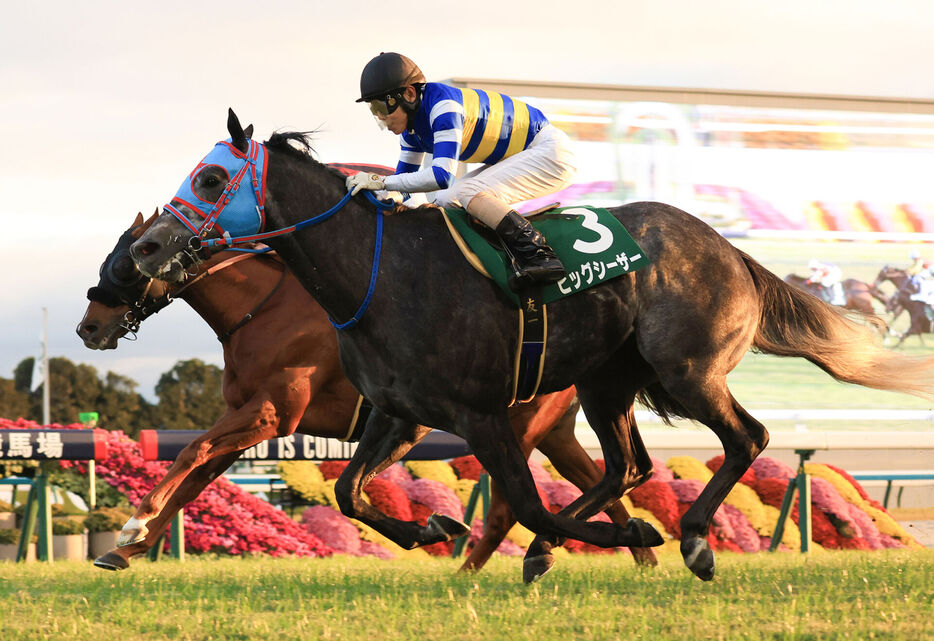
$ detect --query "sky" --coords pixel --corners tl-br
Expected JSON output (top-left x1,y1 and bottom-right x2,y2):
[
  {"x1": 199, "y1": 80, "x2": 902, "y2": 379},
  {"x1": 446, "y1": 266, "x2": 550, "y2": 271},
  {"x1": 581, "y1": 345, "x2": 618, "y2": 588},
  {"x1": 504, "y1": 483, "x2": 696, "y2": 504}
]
[{"x1": 2, "y1": 1, "x2": 934, "y2": 404}]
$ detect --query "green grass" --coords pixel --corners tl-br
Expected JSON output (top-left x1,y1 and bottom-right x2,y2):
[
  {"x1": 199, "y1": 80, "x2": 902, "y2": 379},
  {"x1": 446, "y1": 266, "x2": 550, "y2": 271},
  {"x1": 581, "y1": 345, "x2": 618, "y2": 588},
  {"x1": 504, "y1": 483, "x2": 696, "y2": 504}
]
[{"x1": 1, "y1": 551, "x2": 932, "y2": 640}]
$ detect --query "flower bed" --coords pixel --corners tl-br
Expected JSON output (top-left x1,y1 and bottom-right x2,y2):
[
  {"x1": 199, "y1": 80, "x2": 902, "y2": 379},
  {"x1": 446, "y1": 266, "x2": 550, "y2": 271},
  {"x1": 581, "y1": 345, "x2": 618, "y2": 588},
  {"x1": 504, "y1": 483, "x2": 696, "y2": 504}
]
[
  {"x1": 1, "y1": 418, "x2": 331, "y2": 558},
  {"x1": 2, "y1": 417, "x2": 919, "y2": 559}
]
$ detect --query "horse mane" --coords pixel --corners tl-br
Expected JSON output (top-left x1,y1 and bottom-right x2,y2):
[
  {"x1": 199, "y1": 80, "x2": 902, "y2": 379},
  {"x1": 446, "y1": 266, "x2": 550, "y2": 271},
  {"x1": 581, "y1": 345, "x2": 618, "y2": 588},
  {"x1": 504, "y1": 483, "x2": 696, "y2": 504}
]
[{"x1": 264, "y1": 130, "x2": 352, "y2": 183}]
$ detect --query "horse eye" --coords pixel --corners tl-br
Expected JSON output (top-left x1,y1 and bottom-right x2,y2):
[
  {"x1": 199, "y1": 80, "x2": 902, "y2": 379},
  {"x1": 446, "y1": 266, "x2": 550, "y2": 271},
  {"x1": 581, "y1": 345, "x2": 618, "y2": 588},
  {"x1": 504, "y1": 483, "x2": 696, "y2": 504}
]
[{"x1": 205, "y1": 175, "x2": 220, "y2": 187}]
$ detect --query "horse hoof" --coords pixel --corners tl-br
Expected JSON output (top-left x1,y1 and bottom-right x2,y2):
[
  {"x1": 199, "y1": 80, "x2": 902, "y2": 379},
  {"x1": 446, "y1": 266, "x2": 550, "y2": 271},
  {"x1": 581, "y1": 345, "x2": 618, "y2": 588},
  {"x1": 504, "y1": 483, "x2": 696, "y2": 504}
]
[
  {"x1": 117, "y1": 517, "x2": 147, "y2": 547},
  {"x1": 626, "y1": 518, "x2": 665, "y2": 547},
  {"x1": 523, "y1": 554, "x2": 555, "y2": 584},
  {"x1": 426, "y1": 513, "x2": 470, "y2": 542},
  {"x1": 94, "y1": 551, "x2": 130, "y2": 571},
  {"x1": 681, "y1": 536, "x2": 715, "y2": 581}
]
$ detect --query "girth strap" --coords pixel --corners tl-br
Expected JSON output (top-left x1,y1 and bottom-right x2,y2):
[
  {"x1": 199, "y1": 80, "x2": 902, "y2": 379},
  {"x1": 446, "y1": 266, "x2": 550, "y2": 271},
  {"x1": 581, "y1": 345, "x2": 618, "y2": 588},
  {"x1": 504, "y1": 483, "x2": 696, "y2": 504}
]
[{"x1": 509, "y1": 287, "x2": 547, "y2": 406}]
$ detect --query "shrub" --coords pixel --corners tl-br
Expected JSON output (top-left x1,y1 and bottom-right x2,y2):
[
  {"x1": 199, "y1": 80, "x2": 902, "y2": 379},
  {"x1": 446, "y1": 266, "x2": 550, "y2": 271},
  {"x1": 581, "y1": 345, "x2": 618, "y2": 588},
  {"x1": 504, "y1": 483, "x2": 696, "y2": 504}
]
[
  {"x1": 52, "y1": 517, "x2": 87, "y2": 536},
  {"x1": 0, "y1": 499, "x2": 12, "y2": 512},
  {"x1": 84, "y1": 506, "x2": 133, "y2": 533},
  {"x1": 0, "y1": 528, "x2": 35, "y2": 545}
]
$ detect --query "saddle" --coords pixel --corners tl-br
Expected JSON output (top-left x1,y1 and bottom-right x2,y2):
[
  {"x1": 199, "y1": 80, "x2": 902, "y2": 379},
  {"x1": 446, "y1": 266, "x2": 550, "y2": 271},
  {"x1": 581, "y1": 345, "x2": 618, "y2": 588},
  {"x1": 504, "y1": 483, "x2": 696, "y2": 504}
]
[{"x1": 440, "y1": 205, "x2": 651, "y2": 405}]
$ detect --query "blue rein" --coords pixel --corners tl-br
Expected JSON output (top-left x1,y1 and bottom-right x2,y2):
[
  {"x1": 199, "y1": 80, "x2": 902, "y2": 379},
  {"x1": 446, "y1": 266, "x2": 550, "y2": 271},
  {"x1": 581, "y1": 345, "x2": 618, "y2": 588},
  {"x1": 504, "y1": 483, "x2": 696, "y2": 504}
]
[{"x1": 198, "y1": 190, "x2": 391, "y2": 331}]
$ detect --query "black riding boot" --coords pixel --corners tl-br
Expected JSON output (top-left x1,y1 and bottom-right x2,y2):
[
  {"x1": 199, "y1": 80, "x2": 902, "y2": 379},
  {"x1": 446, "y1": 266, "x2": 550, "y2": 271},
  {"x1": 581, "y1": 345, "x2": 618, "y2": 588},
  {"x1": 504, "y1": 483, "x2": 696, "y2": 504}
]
[{"x1": 494, "y1": 210, "x2": 566, "y2": 290}]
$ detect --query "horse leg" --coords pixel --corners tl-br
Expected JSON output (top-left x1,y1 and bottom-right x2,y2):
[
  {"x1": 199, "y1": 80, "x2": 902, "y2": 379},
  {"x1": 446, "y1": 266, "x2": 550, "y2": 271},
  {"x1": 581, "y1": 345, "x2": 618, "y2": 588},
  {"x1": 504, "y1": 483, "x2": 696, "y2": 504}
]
[
  {"x1": 118, "y1": 387, "x2": 305, "y2": 547},
  {"x1": 456, "y1": 409, "x2": 662, "y2": 567},
  {"x1": 534, "y1": 411, "x2": 659, "y2": 568},
  {"x1": 94, "y1": 451, "x2": 240, "y2": 570},
  {"x1": 460, "y1": 390, "x2": 579, "y2": 572},
  {"x1": 333, "y1": 409, "x2": 468, "y2": 549},
  {"x1": 458, "y1": 481, "x2": 513, "y2": 571},
  {"x1": 663, "y1": 378, "x2": 768, "y2": 581},
  {"x1": 521, "y1": 373, "x2": 658, "y2": 582}
]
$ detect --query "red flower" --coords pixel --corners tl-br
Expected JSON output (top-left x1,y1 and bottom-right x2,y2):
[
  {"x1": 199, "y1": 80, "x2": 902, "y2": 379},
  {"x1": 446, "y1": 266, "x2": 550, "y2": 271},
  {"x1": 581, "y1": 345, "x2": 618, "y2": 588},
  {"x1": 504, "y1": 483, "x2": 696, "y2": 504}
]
[
  {"x1": 318, "y1": 460, "x2": 349, "y2": 480},
  {"x1": 450, "y1": 456, "x2": 484, "y2": 481},
  {"x1": 364, "y1": 477, "x2": 413, "y2": 521},
  {"x1": 706, "y1": 454, "x2": 757, "y2": 485},
  {"x1": 629, "y1": 480, "x2": 681, "y2": 539},
  {"x1": 408, "y1": 501, "x2": 453, "y2": 556}
]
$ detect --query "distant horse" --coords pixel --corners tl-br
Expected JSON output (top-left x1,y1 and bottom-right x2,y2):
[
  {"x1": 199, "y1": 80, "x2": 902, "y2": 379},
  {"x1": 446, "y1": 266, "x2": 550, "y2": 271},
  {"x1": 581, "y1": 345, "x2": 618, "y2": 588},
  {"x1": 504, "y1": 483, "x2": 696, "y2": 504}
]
[
  {"x1": 873, "y1": 265, "x2": 933, "y2": 346},
  {"x1": 130, "y1": 110, "x2": 934, "y2": 582},
  {"x1": 783, "y1": 273, "x2": 883, "y2": 315},
  {"x1": 77, "y1": 212, "x2": 657, "y2": 571}
]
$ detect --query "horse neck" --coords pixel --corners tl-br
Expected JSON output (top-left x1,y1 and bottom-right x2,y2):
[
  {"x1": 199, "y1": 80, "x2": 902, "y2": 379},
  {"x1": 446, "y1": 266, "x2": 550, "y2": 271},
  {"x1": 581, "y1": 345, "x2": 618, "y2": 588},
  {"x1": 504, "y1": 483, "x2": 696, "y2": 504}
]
[
  {"x1": 263, "y1": 152, "x2": 383, "y2": 324},
  {"x1": 174, "y1": 254, "x2": 281, "y2": 338}
]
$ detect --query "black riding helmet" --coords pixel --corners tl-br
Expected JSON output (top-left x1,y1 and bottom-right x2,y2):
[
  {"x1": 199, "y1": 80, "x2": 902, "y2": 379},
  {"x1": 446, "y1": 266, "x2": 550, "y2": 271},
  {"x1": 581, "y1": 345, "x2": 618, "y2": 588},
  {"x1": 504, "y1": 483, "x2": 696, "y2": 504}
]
[{"x1": 357, "y1": 52, "x2": 426, "y2": 107}]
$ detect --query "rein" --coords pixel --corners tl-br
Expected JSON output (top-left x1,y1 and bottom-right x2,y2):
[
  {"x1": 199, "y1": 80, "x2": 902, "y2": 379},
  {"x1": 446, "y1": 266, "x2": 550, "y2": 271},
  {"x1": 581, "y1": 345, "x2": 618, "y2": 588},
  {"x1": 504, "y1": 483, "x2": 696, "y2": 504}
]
[{"x1": 203, "y1": 191, "x2": 387, "y2": 331}]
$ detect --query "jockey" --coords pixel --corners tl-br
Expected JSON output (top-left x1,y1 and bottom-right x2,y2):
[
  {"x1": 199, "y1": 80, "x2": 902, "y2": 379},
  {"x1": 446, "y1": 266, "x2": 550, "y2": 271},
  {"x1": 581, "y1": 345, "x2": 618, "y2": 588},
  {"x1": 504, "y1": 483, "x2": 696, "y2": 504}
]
[
  {"x1": 906, "y1": 249, "x2": 929, "y2": 277},
  {"x1": 806, "y1": 259, "x2": 845, "y2": 306},
  {"x1": 346, "y1": 52, "x2": 578, "y2": 289}
]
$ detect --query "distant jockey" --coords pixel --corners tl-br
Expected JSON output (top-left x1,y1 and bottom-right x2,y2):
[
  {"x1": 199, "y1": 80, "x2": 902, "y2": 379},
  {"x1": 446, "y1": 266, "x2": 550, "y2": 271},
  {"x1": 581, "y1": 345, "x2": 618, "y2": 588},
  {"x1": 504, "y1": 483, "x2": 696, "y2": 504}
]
[
  {"x1": 906, "y1": 249, "x2": 930, "y2": 278},
  {"x1": 807, "y1": 259, "x2": 846, "y2": 306}
]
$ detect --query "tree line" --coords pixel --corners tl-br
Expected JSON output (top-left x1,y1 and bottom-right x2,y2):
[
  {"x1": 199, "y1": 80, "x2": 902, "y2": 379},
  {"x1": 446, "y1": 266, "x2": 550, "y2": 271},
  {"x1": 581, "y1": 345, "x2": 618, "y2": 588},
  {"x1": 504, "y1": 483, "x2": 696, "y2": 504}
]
[{"x1": 0, "y1": 356, "x2": 226, "y2": 439}]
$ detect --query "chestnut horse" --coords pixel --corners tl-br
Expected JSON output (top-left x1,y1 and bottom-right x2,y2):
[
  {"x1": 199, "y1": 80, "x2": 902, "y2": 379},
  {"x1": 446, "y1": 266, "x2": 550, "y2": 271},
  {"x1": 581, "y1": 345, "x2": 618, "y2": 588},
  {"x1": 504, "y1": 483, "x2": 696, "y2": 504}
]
[
  {"x1": 130, "y1": 111, "x2": 934, "y2": 581},
  {"x1": 873, "y1": 265, "x2": 933, "y2": 346},
  {"x1": 77, "y1": 212, "x2": 657, "y2": 571},
  {"x1": 783, "y1": 273, "x2": 884, "y2": 315}
]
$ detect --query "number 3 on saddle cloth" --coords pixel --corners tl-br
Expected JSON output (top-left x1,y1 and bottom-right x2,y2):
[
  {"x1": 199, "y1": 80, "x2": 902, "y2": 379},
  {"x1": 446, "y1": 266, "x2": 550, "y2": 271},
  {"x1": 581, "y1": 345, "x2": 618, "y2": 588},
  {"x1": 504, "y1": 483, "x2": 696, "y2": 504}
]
[{"x1": 440, "y1": 206, "x2": 651, "y2": 406}]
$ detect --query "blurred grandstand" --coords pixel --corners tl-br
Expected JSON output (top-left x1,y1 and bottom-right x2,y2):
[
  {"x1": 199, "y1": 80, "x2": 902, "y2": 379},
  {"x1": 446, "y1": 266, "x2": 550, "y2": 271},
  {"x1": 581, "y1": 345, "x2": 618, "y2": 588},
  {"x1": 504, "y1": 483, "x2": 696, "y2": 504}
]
[{"x1": 448, "y1": 79, "x2": 934, "y2": 240}]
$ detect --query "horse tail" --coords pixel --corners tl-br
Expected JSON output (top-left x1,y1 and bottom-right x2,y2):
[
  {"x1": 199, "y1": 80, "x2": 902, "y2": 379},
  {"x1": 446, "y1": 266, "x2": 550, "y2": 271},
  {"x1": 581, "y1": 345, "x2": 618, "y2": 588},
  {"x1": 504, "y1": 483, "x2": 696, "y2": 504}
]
[{"x1": 741, "y1": 250, "x2": 934, "y2": 400}]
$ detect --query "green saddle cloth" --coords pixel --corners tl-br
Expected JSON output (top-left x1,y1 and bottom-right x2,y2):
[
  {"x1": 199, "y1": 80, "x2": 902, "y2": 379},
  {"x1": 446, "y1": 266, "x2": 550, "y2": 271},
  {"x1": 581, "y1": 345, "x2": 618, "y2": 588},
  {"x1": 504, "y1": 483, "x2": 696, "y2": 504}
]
[{"x1": 442, "y1": 206, "x2": 651, "y2": 304}]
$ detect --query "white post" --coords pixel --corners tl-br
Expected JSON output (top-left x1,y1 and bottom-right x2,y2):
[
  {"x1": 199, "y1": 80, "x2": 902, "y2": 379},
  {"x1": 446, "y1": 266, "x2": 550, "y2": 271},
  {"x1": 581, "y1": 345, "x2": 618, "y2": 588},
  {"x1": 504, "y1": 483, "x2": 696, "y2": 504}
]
[{"x1": 41, "y1": 307, "x2": 50, "y2": 426}]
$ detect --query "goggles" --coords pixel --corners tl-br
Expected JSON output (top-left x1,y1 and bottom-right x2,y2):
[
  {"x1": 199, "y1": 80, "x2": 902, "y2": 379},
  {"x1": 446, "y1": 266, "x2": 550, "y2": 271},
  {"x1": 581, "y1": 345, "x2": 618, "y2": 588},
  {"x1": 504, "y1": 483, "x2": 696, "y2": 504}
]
[{"x1": 368, "y1": 94, "x2": 401, "y2": 118}]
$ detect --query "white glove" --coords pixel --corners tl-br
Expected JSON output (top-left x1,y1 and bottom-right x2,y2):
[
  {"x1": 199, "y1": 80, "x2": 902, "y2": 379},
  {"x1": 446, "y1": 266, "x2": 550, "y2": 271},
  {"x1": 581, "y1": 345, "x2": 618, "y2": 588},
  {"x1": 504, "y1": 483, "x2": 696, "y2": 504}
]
[{"x1": 346, "y1": 172, "x2": 386, "y2": 196}]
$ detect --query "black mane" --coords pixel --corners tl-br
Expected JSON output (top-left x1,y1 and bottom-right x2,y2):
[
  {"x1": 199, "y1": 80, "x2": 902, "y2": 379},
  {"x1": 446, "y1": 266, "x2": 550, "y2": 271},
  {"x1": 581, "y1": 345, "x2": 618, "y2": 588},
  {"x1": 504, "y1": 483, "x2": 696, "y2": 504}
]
[
  {"x1": 265, "y1": 130, "x2": 318, "y2": 160},
  {"x1": 265, "y1": 130, "x2": 348, "y2": 182}
]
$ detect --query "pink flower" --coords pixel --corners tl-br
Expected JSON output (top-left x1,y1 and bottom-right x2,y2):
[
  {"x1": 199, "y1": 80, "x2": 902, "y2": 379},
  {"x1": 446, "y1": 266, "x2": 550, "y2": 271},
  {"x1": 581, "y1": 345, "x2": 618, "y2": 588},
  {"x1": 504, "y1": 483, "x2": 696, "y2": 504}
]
[
  {"x1": 403, "y1": 479, "x2": 463, "y2": 519},
  {"x1": 301, "y1": 505, "x2": 361, "y2": 555},
  {"x1": 751, "y1": 457, "x2": 795, "y2": 481}
]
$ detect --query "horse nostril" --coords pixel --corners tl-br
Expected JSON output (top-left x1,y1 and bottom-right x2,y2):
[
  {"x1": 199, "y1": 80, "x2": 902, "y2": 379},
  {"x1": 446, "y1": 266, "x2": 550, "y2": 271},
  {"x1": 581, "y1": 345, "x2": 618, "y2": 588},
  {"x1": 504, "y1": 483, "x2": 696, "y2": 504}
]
[
  {"x1": 130, "y1": 242, "x2": 155, "y2": 260},
  {"x1": 77, "y1": 323, "x2": 95, "y2": 338}
]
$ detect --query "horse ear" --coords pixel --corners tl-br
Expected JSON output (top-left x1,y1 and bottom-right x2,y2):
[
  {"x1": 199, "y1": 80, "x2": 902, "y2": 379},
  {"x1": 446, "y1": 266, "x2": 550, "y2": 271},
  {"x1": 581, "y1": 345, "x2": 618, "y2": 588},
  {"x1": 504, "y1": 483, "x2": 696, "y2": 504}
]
[
  {"x1": 244, "y1": 124, "x2": 254, "y2": 139},
  {"x1": 227, "y1": 108, "x2": 248, "y2": 152},
  {"x1": 132, "y1": 209, "x2": 161, "y2": 238}
]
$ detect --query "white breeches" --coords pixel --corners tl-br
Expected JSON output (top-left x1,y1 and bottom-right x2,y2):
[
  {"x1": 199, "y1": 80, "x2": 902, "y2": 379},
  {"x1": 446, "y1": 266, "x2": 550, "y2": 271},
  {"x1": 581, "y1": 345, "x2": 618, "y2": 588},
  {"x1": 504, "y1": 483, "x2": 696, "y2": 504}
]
[{"x1": 432, "y1": 124, "x2": 578, "y2": 212}]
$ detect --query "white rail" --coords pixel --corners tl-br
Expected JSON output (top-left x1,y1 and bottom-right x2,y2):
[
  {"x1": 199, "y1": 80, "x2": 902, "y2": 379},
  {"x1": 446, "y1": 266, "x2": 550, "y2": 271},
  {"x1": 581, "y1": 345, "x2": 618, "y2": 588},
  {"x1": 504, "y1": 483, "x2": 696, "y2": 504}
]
[{"x1": 573, "y1": 409, "x2": 934, "y2": 451}]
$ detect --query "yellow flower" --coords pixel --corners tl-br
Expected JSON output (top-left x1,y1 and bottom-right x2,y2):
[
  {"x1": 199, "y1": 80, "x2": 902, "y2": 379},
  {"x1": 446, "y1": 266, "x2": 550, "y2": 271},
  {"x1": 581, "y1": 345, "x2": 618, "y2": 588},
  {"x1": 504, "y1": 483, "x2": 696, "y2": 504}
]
[
  {"x1": 724, "y1": 483, "x2": 772, "y2": 536},
  {"x1": 667, "y1": 456, "x2": 713, "y2": 482},
  {"x1": 805, "y1": 463, "x2": 922, "y2": 549},
  {"x1": 506, "y1": 522, "x2": 536, "y2": 548},
  {"x1": 277, "y1": 460, "x2": 324, "y2": 486},
  {"x1": 405, "y1": 460, "x2": 460, "y2": 489},
  {"x1": 542, "y1": 461, "x2": 564, "y2": 481},
  {"x1": 454, "y1": 479, "x2": 477, "y2": 507}
]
